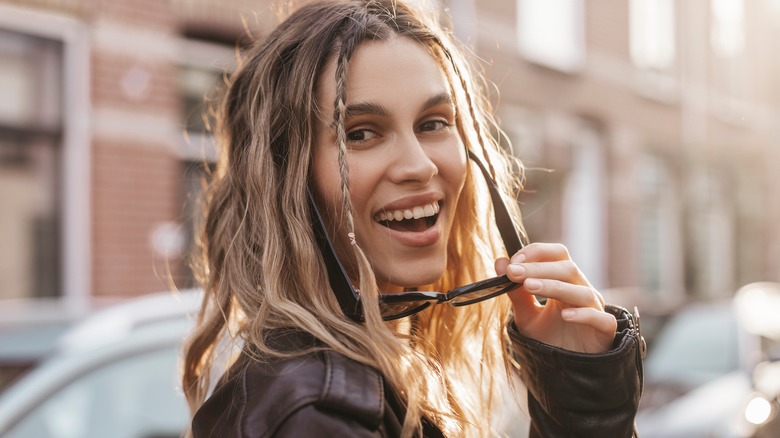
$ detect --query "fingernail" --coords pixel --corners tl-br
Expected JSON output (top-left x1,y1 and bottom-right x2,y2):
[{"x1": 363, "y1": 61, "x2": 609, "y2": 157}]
[
  {"x1": 513, "y1": 253, "x2": 526, "y2": 263},
  {"x1": 562, "y1": 309, "x2": 575, "y2": 320},
  {"x1": 524, "y1": 278, "x2": 542, "y2": 290},
  {"x1": 508, "y1": 264, "x2": 525, "y2": 276}
]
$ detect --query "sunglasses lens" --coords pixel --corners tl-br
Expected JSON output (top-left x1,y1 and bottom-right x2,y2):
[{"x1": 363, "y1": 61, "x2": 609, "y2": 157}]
[
  {"x1": 379, "y1": 300, "x2": 432, "y2": 320},
  {"x1": 450, "y1": 281, "x2": 517, "y2": 306}
]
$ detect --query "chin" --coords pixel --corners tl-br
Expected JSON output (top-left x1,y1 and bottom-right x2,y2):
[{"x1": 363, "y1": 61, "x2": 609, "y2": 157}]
[{"x1": 379, "y1": 261, "x2": 447, "y2": 291}]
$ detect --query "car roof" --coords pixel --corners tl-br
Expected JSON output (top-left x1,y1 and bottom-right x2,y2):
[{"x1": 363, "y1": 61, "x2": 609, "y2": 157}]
[
  {"x1": 55, "y1": 289, "x2": 202, "y2": 354},
  {"x1": 0, "y1": 305, "x2": 196, "y2": 434}
]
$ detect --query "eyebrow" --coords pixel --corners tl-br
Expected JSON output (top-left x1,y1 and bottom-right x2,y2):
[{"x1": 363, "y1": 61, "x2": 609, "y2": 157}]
[
  {"x1": 342, "y1": 91, "x2": 454, "y2": 120},
  {"x1": 344, "y1": 102, "x2": 390, "y2": 118},
  {"x1": 420, "y1": 92, "x2": 453, "y2": 112}
]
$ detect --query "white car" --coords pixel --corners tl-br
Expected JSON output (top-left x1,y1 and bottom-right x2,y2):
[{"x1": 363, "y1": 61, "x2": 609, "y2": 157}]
[
  {"x1": 637, "y1": 283, "x2": 780, "y2": 438},
  {"x1": 0, "y1": 290, "x2": 202, "y2": 438}
]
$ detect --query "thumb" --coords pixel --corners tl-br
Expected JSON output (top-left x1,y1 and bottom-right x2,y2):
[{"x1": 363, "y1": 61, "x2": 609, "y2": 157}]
[
  {"x1": 495, "y1": 258, "x2": 537, "y2": 322},
  {"x1": 494, "y1": 257, "x2": 510, "y2": 275}
]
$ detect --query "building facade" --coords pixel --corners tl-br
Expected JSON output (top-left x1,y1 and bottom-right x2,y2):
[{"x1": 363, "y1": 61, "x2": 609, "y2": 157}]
[{"x1": 449, "y1": 0, "x2": 780, "y2": 313}]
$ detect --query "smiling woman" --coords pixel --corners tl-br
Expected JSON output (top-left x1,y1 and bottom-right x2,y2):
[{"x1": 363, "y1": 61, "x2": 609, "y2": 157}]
[
  {"x1": 312, "y1": 37, "x2": 467, "y2": 290},
  {"x1": 182, "y1": 1, "x2": 645, "y2": 437}
]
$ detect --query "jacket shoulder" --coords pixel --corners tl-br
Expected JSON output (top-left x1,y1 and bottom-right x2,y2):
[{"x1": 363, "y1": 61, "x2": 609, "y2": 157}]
[{"x1": 192, "y1": 349, "x2": 385, "y2": 438}]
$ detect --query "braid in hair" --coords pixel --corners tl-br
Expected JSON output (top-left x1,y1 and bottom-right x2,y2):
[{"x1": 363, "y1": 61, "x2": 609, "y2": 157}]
[
  {"x1": 329, "y1": 13, "x2": 393, "y2": 329},
  {"x1": 435, "y1": 40, "x2": 498, "y2": 179},
  {"x1": 332, "y1": 18, "x2": 365, "y2": 247}
]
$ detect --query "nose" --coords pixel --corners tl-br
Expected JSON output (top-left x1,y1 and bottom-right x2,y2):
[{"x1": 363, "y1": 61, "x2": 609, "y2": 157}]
[{"x1": 387, "y1": 131, "x2": 438, "y2": 185}]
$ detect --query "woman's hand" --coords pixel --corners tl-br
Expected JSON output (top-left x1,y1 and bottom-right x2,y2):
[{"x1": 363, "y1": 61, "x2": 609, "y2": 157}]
[{"x1": 495, "y1": 243, "x2": 617, "y2": 354}]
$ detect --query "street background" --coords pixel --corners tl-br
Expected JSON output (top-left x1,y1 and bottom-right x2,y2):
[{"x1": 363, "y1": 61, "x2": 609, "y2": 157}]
[{"x1": 0, "y1": 0, "x2": 779, "y2": 435}]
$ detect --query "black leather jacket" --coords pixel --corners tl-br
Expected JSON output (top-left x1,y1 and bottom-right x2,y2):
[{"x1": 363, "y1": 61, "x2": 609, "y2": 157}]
[{"x1": 192, "y1": 305, "x2": 644, "y2": 437}]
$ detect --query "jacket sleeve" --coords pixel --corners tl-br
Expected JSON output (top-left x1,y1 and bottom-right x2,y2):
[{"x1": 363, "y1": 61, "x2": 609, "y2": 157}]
[
  {"x1": 508, "y1": 304, "x2": 645, "y2": 438},
  {"x1": 273, "y1": 404, "x2": 382, "y2": 437}
]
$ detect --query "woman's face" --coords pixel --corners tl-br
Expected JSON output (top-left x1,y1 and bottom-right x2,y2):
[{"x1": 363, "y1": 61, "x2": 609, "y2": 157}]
[{"x1": 313, "y1": 37, "x2": 467, "y2": 293}]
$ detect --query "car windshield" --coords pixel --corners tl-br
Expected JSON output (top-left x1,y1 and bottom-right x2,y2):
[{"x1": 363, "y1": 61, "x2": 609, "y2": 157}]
[
  {"x1": 5, "y1": 345, "x2": 187, "y2": 438},
  {"x1": 645, "y1": 303, "x2": 741, "y2": 388}
]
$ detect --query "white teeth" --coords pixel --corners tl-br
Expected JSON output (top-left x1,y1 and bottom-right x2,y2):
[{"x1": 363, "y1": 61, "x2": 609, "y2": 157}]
[{"x1": 376, "y1": 202, "x2": 440, "y2": 222}]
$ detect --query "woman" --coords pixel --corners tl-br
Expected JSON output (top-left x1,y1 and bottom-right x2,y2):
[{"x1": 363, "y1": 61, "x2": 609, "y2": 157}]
[{"x1": 182, "y1": 1, "x2": 644, "y2": 437}]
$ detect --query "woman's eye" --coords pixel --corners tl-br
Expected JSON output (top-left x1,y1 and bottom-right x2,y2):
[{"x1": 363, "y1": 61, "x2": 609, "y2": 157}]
[
  {"x1": 418, "y1": 120, "x2": 450, "y2": 132},
  {"x1": 346, "y1": 129, "x2": 376, "y2": 143}
]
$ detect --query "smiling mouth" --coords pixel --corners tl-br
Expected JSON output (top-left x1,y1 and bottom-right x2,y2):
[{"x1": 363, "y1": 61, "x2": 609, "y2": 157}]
[{"x1": 375, "y1": 202, "x2": 440, "y2": 232}]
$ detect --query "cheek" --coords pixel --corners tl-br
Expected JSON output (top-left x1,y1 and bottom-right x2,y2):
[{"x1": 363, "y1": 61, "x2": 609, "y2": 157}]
[
  {"x1": 440, "y1": 142, "x2": 468, "y2": 193},
  {"x1": 312, "y1": 149, "x2": 381, "y2": 239},
  {"x1": 341, "y1": 157, "x2": 384, "y2": 203},
  {"x1": 312, "y1": 148, "x2": 359, "y2": 269},
  {"x1": 314, "y1": 154, "x2": 367, "y2": 206},
  {"x1": 312, "y1": 147, "x2": 343, "y2": 217}
]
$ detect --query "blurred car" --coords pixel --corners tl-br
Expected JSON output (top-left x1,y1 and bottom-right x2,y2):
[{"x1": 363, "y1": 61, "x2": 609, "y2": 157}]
[
  {"x1": 637, "y1": 283, "x2": 780, "y2": 438},
  {"x1": 0, "y1": 289, "x2": 202, "y2": 438}
]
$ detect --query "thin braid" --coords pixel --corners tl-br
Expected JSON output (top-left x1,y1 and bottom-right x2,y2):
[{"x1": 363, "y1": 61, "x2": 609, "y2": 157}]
[
  {"x1": 438, "y1": 42, "x2": 497, "y2": 179},
  {"x1": 333, "y1": 28, "x2": 361, "y2": 246}
]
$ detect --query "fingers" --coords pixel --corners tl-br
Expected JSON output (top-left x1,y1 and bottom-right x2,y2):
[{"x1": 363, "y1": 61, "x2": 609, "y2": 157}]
[
  {"x1": 494, "y1": 257, "x2": 510, "y2": 276},
  {"x1": 510, "y1": 242, "x2": 570, "y2": 264},
  {"x1": 503, "y1": 242, "x2": 605, "y2": 313},
  {"x1": 522, "y1": 278, "x2": 604, "y2": 309},
  {"x1": 498, "y1": 257, "x2": 539, "y2": 316},
  {"x1": 506, "y1": 260, "x2": 588, "y2": 286},
  {"x1": 508, "y1": 243, "x2": 588, "y2": 287},
  {"x1": 507, "y1": 243, "x2": 593, "y2": 292},
  {"x1": 561, "y1": 307, "x2": 618, "y2": 340},
  {"x1": 502, "y1": 242, "x2": 617, "y2": 353}
]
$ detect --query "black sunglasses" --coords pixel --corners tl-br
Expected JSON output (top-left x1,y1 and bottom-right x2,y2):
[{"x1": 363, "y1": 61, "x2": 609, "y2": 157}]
[{"x1": 309, "y1": 150, "x2": 526, "y2": 322}]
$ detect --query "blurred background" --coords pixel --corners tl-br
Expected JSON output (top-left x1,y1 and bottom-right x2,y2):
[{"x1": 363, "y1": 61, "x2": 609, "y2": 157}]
[{"x1": 0, "y1": 0, "x2": 779, "y2": 437}]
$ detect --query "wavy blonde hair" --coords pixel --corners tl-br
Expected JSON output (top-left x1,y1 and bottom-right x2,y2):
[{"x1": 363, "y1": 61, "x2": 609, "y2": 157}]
[{"x1": 182, "y1": 1, "x2": 525, "y2": 436}]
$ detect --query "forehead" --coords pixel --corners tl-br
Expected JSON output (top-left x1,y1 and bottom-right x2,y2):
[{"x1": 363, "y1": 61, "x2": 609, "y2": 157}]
[{"x1": 316, "y1": 37, "x2": 451, "y2": 115}]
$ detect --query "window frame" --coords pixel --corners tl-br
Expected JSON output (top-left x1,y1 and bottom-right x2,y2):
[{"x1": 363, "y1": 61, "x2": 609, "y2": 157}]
[{"x1": 0, "y1": 5, "x2": 91, "y2": 320}]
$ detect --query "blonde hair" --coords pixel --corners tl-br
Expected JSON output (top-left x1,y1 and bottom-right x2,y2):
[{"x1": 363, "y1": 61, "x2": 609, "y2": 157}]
[{"x1": 182, "y1": 1, "x2": 525, "y2": 436}]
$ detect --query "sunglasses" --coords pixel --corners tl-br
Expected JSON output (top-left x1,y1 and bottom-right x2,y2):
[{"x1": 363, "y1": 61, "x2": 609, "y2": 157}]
[{"x1": 309, "y1": 150, "x2": 526, "y2": 321}]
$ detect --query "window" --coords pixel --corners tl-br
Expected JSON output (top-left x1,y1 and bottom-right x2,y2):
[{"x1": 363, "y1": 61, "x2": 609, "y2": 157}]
[
  {"x1": 0, "y1": 29, "x2": 63, "y2": 300},
  {"x1": 516, "y1": 0, "x2": 585, "y2": 73},
  {"x1": 561, "y1": 124, "x2": 606, "y2": 289},
  {"x1": 0, "y1": 5, "x2": 90, "y2": 311},
  {"x1": 177, "y1": 38, "x2": 235, "y2": 161},
  {"x1": 711, "y1": 0, "x2": 744, "y2": 59},
  {"x1": 629, "y1": 0, "x2": 678, "y2": 100},
  {"x1": 687, "y1": 169, "x2": 736, "y2": 298},
  {"x1": 636, "y1": 154, "x2": 683, "y2": 302},
  {"x1": 710, "y1": 0, "x2": 746, "y2": 113},
  {"x1": 629, "y1": 0, "x2": 676, "y2": 71},
  {"x1": 176, "y1": 38, "x2": 235, "y2": 287}
]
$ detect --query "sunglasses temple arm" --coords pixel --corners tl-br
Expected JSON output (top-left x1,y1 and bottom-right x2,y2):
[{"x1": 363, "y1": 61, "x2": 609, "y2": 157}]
[
  {"x1": 307, "y1": 188, "x2": 365, "y2": 321},
  {"x1": 467, "y1": 150, "x2": 525, "y2": 255}
]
